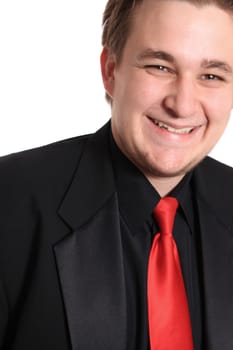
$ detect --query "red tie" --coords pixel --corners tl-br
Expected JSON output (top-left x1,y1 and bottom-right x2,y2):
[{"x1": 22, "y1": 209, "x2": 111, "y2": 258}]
[{"x1": 147, "y1": 197, "x2": 194, "y2": 350}]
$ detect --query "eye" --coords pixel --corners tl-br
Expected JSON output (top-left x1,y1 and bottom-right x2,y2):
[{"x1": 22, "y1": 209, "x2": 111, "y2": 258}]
[
  {"x1": 201, "y1": 74, "x2": 224, "y2": 81},
  {"x1": 144, "y1": 65, "x2": 175, "y2": 76},
  {"x1": 145, "y1": 65, "x2": 170, "y2": 72}
]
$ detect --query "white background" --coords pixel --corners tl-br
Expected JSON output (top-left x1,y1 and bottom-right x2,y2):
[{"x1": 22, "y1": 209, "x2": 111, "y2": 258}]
[{"x1": 0, "y1": 0, "x2": 232, "y2": 166}]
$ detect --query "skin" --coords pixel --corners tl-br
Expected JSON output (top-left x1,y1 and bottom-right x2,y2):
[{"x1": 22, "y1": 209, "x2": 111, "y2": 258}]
[{"x1": 101, "y1": 0, "x2": 233, "y2": 196}]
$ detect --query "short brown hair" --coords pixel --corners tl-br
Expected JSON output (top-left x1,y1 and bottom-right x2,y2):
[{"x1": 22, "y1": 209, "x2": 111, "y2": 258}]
[{"x1": 102, "y1": 0, "x2": 233, "y2": 62}]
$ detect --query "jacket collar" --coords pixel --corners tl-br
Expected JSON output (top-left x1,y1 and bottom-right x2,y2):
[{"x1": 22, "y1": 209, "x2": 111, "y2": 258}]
[
  {"x1": 194, "y1": 157, "x2": 233, "y2": 230},
  {"x1": 58, "y1": 122, "x2": 115, "y2": 229},
  {"x1": 55, "y1": 122, "x2": 127, "y2": 350}
]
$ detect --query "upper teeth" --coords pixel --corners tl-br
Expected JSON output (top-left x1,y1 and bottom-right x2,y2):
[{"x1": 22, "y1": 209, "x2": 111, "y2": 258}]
[{"x1": 154, "y1": 120, "x2": 193, "y2": 134}]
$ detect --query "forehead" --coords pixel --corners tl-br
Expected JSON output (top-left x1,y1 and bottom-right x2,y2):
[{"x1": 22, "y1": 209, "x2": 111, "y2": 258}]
[
  {"x1": 131, "y1": 0, "x2": 233, "y2": 37},
  {"x1": 126, "y1": 0, "x2": 233, "y2": 65}
]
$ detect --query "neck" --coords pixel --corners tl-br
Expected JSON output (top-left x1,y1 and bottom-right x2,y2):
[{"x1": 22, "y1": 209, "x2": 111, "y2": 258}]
[{"x1": 146, "y1": 173, "x2": 185, "y2": 197}]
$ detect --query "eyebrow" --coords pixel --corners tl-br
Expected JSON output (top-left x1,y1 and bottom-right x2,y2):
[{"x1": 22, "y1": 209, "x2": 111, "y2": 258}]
[
  {"x1": 136, "y1": 49, "x2": 175, "y2": 64},
  {"x1": 201, "y1": 59, "x2": 233, "y2": 74},
  {"x1": 136, "y1": 49, "x2": 233, "y2": 75}
]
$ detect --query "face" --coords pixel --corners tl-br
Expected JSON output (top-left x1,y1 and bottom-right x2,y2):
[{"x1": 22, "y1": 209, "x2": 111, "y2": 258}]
[{"x1": 101, "y1": 0, "x2": 233, "y2": 191}]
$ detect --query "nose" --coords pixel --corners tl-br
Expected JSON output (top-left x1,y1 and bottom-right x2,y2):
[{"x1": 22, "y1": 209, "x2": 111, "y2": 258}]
[{"x1": 163, "y1": 76, "x2": 198, "y2": 119}]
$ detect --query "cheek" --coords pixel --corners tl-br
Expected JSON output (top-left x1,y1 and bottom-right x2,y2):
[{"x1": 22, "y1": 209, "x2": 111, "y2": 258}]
[
  {"x1": 213, "y1": 89, "x2": 233, "y2": 113},
  {"x1": 204, "y1": 93, "x2": 232, "y2": 126},
  {"x1": 114, "y1": 69, "x2": 164, "y2": 107}
]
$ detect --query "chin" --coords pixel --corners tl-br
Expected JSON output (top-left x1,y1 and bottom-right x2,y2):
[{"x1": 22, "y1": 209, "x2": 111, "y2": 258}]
[{"x1": 139, "y1": 156, "x2": 201, "y2": 179}]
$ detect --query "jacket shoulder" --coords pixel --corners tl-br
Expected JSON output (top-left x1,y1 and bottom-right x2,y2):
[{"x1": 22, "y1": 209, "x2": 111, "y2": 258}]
[
  {"x1": 199, "y1": 156, "x2": 233, "y2": 179},
  {"x1": 0, "y1": 134, "x2": 90, "y2": 189},
  {"x1": 195, "y1": 156, "x2": 233, "y2": 213}
]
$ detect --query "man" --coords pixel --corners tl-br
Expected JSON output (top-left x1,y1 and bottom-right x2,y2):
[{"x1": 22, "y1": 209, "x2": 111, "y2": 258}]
[{"x1": 0, "y1": 0, "x2": 233, "y2": 349}]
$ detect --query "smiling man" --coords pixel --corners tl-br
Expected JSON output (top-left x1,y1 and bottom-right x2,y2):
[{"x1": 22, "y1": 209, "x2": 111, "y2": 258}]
[
  {"x1": 0, "y1": 1, "x2": 233, "y2": 350},
  {"x1": 102, "y1": 0, "x2": 233, "y2": 196}
]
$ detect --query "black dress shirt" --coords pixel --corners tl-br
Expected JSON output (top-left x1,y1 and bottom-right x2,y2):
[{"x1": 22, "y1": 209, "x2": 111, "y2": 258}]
[{"x1": 109, "y1": 132, "x2": 203, "y2": 349}]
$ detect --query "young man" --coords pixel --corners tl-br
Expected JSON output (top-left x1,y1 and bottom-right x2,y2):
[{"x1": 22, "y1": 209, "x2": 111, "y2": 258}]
[{"x1": 0, "y1": 0, "x2": 233, "y2": 349}]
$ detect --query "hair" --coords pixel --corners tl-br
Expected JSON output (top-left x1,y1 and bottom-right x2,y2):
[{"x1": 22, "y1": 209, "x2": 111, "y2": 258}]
[
  {"x1": 102, "y1": 0, "x2": 233, "y2": 102},
  {"x1": 102, "y1": 0, "x2": 233, "y2": 61}
]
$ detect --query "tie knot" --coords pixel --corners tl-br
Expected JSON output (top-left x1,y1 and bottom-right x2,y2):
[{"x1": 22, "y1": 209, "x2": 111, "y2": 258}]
[{"x1": 153, "y1": 197, "x2": 179, "y2": 235}]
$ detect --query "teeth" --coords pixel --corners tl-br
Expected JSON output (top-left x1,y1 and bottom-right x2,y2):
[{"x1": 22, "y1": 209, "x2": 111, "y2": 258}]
[{"x1": 154, "y1": 120, "x2": 193, "y2": 134}]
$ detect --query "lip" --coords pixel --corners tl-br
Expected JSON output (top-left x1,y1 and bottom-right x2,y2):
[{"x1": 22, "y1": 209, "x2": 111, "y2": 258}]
[
  {"x1": 145, "y1": 116, "x2": 204, "y2": 146},
  {"x1": 146, "y1": 116, "x2": 200, "y2": 135}
]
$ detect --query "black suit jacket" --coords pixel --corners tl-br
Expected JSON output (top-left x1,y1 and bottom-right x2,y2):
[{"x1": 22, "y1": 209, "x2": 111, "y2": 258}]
[{"x1": 1, "y1": 122, "x2": 233, "y2": 350}]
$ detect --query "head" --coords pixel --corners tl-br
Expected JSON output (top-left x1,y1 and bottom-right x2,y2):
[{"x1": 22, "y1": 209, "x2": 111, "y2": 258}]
[{"x1": 101, "y1": 0, "x2": 233, "y2": 195}]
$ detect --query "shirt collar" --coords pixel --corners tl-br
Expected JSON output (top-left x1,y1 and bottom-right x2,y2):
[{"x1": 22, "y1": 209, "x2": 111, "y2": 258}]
[{"x1": 170, "y1": 172, "x2": 195, "y2": 234}]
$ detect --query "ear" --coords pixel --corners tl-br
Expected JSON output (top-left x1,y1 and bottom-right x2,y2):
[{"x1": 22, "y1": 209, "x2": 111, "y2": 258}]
[{"x1": 100, "y1": 47, "x2": 116, "y2": 99}]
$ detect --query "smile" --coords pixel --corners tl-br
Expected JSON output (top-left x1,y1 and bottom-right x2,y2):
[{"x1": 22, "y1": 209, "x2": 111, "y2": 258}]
[{"x1": 148, "y1": 117, "x2": 194, "y2": 135}]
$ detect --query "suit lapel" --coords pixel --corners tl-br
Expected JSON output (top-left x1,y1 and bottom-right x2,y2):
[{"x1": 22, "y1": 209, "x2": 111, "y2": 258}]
[
  {"x1": 194, "y1": 159, "x2": 233, "y2": 350},
  {"x1": 54, "y1": 124, "x2": 127, "y2": 350}
]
